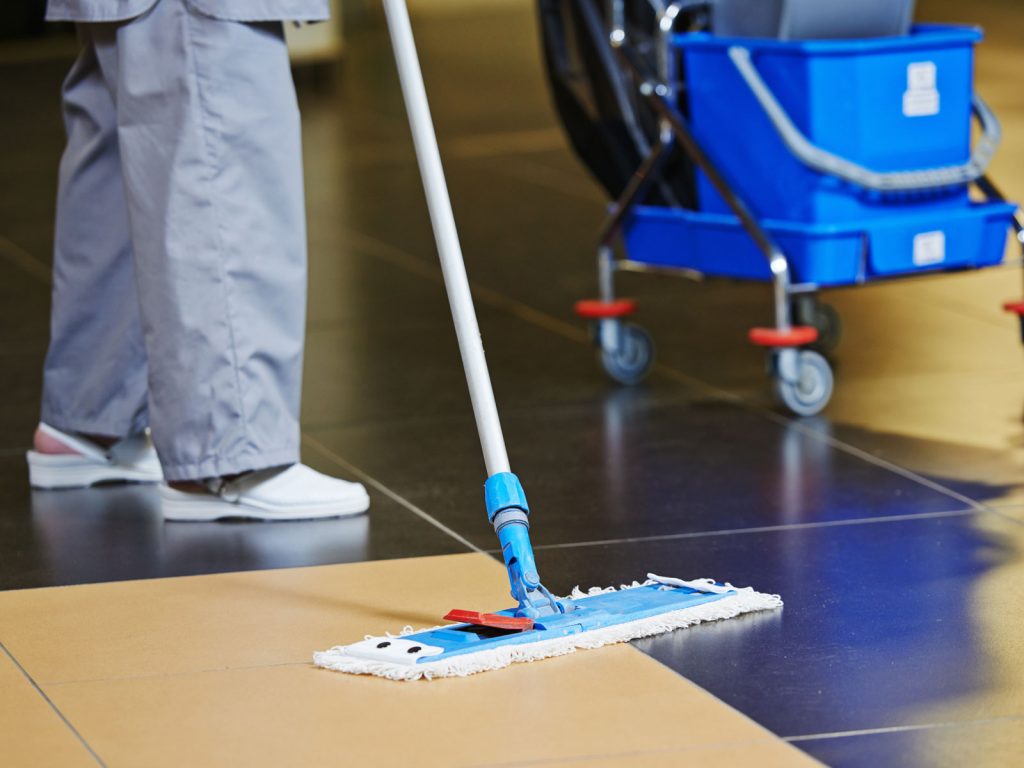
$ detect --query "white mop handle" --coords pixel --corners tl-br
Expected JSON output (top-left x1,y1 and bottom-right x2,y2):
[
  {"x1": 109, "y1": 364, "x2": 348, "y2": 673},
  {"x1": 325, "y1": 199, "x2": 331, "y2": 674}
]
[{"x1": 381, "y1": 0, "x2": 512, "y2": 477}]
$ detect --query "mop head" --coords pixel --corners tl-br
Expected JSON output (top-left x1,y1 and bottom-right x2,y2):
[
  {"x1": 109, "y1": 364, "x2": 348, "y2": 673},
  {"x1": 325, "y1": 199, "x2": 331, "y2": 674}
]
[{"x1": 314, "y1": 574, "x2": 782, "y2": 681}]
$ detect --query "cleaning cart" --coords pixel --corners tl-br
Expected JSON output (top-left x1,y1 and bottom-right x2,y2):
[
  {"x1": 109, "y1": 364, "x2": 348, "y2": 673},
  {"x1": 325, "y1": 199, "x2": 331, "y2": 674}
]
[{"x1": 540, "y1": 0, "x2": 1024, "y2": 415}]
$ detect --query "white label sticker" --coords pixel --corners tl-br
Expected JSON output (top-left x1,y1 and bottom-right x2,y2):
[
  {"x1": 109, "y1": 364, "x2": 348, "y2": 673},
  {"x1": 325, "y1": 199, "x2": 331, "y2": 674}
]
[
  {"x1": 905, "y1": 60, "x2": 942, "y2": 117},
  {"x1": 903, "y1": 61, "x2": 940, "y2": 117},
  {"x1": 908, "y1": 61, "x2": 936, "y2": 90},
  {"x1": 904, "y1": 90, "x2": 940, "y2": 117},
  {"x1": 913, "y1": 230, "x2": 946, "y2": 266}
]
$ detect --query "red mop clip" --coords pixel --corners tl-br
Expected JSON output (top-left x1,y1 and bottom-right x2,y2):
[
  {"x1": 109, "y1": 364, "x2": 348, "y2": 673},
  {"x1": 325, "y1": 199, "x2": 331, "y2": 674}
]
[{"x1": 444, "y1": 609, "x2": 534, "y2": 631}]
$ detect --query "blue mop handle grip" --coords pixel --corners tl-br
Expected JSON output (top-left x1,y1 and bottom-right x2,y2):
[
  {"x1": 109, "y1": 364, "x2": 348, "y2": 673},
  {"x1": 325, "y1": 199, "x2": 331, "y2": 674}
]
[{"x1": 485, "y1": 472, "x2": 540, "y2": 592}]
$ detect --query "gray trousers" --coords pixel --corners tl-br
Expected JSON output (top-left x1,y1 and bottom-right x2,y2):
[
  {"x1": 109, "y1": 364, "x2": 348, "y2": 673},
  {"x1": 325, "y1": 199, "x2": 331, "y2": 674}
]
[{"x1": 42, "y1": 0, "x2": 307, "y2": 482}]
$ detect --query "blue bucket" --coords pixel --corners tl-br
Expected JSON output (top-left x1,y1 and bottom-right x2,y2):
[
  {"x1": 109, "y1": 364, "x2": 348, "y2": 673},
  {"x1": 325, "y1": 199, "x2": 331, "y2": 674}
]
[{"x1": 677, "y1": 24, "x2": 982, "y2": 222}]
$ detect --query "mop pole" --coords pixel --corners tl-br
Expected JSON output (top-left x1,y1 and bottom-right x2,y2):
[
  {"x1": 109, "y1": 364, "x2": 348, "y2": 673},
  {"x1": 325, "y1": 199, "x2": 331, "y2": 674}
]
[
  {"x1": 381, "y1": 0, "x2": 508, "y2": 477},
  {"x1": 381, "y1": 0, "x2": 562, "y2": 616}
]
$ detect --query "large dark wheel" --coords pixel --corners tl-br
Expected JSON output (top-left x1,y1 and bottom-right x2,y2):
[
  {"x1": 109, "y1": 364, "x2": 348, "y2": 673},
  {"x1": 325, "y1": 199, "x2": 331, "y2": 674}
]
[
  {"x1": 536, "y1": 0, "x2": 704, "y2": 207},
  {"x1": 792, "y1": 295, "x2": 842, "y2": 353}
]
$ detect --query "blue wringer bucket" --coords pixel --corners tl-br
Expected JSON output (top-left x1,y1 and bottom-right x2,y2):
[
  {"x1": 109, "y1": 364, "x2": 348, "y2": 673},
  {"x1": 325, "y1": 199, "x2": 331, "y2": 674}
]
[{"x1": 624, "y1": 24, "x2": 1015, "y2": 285}]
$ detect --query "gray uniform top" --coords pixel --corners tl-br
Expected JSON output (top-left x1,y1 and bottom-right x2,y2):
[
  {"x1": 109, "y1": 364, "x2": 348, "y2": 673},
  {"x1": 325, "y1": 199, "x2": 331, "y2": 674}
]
[{"x1": 46, "y1": 0, "x2": 330, "y2": 22}]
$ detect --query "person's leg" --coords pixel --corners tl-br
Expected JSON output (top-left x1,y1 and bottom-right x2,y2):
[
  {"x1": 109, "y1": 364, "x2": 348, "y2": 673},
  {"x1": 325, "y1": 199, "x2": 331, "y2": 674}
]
[
  {"x1": 103, "y1": 0, "x2": 306, "y2": 482},
  {"x1": 40, "y1": 29, "x2": 149, "y2": 441},
  {"x1": 29, "y1": 25, "x2": 161, "y2": 489}
]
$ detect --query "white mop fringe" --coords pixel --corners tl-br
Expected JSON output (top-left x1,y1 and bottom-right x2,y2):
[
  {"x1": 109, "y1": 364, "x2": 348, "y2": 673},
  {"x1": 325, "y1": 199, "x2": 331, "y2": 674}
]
[{"x1": 313, "y1": 575, "x2": 782, "y2": 681}]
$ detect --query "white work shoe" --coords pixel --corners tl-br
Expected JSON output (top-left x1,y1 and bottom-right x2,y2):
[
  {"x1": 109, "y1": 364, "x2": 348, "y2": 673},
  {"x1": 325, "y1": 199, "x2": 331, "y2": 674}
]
[
  {"x1": 27, "y1": 423, "x2": 163, "y2": 490},
  {"x1": 160, "y1": 463, "x2": 371, "y2": 522}
]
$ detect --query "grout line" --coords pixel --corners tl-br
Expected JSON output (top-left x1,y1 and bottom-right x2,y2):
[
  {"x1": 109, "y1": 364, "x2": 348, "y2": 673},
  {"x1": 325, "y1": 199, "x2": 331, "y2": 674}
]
[
  {"x1": 347, "y1": 226, "x2": 1004, "y2": 517},
  {"x1": 642, "y1": 357, "x2": 993, "y2": 514},
  {"x1": 497, "y1": 508, "x2": 978, "y2": 553},
  {"x1": 786, "y1": 714, "x2": 1024, "y2": 743},
  {"x1": 305, "y1": 128, "x2": 574, "y2": 172},
  {"x1": 301, "y1": 434, "x2": 484, "y2": 554},
  {"x1": 0, "y1": 235, "x2": 52, "y2": 285},
  {"x1": 344, "y1": 228, "x2": 595, "y2": 346},
  {"x1": 748, "y1": 407, "x2": 989, "y2": 513},
  {"x1": 0, "y1": 640, "x2": 107, "y2": 767},
  {"x1": 297, "y1": 383, "x2": 678, "y2": 435}
]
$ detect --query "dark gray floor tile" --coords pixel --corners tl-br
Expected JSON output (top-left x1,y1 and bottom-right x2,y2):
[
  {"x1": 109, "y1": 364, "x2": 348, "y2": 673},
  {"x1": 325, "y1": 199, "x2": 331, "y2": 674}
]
[
  {"x1": 528, "y1": 513, "x2": 1023, "y2": 738},
  {"x1": 0, "y1": 454, "x2": 31, "y2": 514},
  {"x1": 308, "y1": 396, "x2": 969, "y2": 549},
  {"x1": 0, "y1": 264, "x2": 51, "y2": 352},
  {"x1": 301, "y1": 293, "x2": 690, "y2": 430},
  {"x1": 0, "y1": 356, "x2": 44, "y2": 453}
]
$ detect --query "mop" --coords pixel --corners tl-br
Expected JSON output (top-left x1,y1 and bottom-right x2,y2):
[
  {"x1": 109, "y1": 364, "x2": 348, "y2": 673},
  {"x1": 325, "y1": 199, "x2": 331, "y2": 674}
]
[{"x1": 314, "y1": 0, "x2": 782, "y2": 681}]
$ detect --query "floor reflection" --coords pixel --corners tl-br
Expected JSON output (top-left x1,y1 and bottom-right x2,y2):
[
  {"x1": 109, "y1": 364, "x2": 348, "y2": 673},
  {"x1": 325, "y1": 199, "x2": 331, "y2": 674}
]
[{"x1": 30, "y1": 485, "x2": 371, "y2": 585}]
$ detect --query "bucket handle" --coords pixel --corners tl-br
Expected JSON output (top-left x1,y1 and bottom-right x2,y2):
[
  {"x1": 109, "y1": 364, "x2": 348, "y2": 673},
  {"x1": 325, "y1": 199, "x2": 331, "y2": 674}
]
[{"x1": 727, "y1": 46, "x2": 1001, "y2": 192}]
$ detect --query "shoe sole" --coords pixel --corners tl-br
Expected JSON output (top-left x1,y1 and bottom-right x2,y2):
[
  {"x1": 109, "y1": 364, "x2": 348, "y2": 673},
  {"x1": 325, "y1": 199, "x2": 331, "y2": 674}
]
[
  {"x1": 160, "y1": 492, "x2": 371, "y2": 522},
  {"x1": 27, "y1": 451, "x2": 162, "y2": 490}
]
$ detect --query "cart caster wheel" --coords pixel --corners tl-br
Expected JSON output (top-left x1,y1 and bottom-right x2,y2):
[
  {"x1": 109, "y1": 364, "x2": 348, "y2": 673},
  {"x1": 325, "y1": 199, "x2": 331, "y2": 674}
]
[
  {"x1": 774, "y1": 349, "x2": 833, "y2": 416},
  {"x1": 792, "y1": 296, "x2": 842, "y2": 352},
  {"x1": 601, "y1": 323, "x2": 655, "y2": 385}
]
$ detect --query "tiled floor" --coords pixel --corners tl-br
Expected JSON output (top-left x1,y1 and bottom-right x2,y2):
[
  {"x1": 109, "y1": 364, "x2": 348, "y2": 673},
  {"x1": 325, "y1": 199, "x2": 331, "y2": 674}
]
[
  {"x1": 1, "y1": 647, "x2": 97, "y2": 768},
  {"x1": 0, "y1": 554, "x2": 816, "y2": 768},
  {"x1": 2, "y1": 0, "x2": 1024, "y2": 765}
]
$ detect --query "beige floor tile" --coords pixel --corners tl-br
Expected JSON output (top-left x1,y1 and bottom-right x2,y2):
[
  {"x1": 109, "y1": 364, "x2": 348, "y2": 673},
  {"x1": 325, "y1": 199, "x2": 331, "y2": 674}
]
[
  {"x1": 531, "y1": 741, "x2": 822, "y2": 767},
  {"x1": 0, "y1": 648, "x2": 97, "y2": 768},
  {"x1": 45, "y1": 650, "x2": 813, "y2": 768},
  {"x1": 1, "y1": 553, "x2": 810, "y2": 766},
  {"x1": 0, "y1": 553, "x2": 508, "y2": 683}
]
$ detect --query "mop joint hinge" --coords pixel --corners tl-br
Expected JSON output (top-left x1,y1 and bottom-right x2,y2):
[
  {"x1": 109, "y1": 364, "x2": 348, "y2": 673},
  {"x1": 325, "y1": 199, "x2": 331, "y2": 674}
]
[{"x1": 483, "y1": 472, "x2": 565, "y2": 618}]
